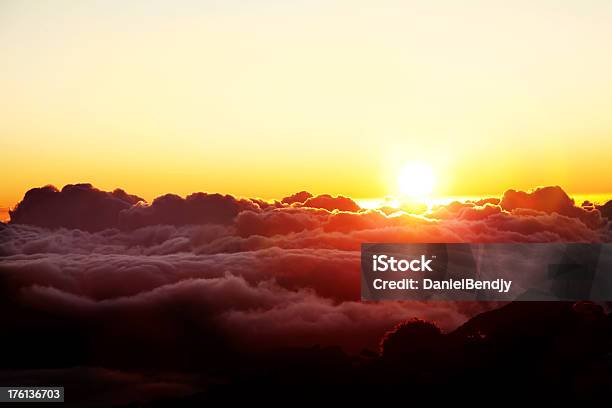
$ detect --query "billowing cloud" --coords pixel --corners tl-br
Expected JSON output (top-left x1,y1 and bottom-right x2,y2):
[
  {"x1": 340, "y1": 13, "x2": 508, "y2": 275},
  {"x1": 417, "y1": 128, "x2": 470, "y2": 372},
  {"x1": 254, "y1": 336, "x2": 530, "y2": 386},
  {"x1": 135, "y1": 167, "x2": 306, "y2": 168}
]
[
  {"x1": 597, "y1": 200, "x2": 612, "y2": 221},
  {"x1": 8, "y1": 184, "x2": 143, "y2": 232},
  {"x1": 499, "y1": 186, "x2": 604, "y2": 228},
  {"x1": 300, "y1": 194, "x2": 361, "y2": 212},
  {"x1": 281, "y1": 190, "x2": 313, "y2": 205},
  {"x1": 119, "y1": 193, "x2": 261, "y2": 229},
  {"x1": 1, "y1": 184, "x2": 611, "y2": 374}
]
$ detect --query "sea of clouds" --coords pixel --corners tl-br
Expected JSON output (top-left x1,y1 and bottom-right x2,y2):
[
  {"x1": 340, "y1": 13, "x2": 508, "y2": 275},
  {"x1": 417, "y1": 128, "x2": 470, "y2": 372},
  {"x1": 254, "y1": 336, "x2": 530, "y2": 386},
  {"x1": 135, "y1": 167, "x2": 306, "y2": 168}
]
[{"x1": 1, "y1": 183, "x2": 610, "y2": 357}]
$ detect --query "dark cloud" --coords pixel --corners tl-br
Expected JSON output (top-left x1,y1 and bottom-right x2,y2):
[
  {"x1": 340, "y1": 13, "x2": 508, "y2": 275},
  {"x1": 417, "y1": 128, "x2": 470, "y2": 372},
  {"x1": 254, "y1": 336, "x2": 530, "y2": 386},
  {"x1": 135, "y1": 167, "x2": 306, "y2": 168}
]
[
  {"x1": 235, "y1": 207, "x2": 327, "y2": 237},
  {"x1": 119, "y1": 192, "x2": 261, "y2": 229},
  {"x1": 281, "y1": 191, "x2": 313, "y2": 205},
  {"x1": 597, "y1": 200, "x2": 612, "y2": 220},
  {"x1": 9, "y1": 184, "x2": 608, "y2": 238},
  {"x1": 9, "y1": 185, "x2": 267, "y2": 232},
  {"x1": 470, "y1": 197, "x2": 500, "y2": 206},
  {"x1": 9, "y1": 184, "x2": 143, "y2": 232},
  {"x1": 301, "y1": 194, "x2": 361, "y2": 212},
  {"x1": 500, "y1": 186, "x2": 603, "y2": 228}
]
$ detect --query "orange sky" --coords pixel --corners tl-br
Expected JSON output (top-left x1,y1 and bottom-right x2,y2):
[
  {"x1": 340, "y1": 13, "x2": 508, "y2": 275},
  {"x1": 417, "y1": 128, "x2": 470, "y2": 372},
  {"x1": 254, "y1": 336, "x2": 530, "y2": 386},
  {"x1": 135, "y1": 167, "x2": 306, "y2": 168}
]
[{"x1": 2, "y1": 1, "x2": 612, "y2": 209}]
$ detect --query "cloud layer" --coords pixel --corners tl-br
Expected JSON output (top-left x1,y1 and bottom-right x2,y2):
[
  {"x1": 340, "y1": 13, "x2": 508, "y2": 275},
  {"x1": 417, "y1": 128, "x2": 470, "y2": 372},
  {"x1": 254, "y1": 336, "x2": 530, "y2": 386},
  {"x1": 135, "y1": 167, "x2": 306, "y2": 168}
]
[{"x1": 1, "y1": 184, "x2": 611, "y2": 369}]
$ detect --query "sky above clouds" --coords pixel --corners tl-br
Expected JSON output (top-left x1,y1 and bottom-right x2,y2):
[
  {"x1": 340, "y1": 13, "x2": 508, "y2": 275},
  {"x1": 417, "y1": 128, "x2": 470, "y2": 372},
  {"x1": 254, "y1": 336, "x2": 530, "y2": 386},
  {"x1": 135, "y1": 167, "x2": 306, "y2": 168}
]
[{"x1": 2, "y1": 1, "x2": 612, "y2": 206}]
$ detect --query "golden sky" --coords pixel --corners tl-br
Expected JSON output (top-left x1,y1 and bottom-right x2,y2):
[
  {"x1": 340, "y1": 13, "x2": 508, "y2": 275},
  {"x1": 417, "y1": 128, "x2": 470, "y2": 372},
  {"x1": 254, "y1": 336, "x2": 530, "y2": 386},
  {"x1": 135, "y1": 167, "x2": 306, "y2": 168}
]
[{"x1": 2, "y1": 1, "x2": 612, "y2": 208}]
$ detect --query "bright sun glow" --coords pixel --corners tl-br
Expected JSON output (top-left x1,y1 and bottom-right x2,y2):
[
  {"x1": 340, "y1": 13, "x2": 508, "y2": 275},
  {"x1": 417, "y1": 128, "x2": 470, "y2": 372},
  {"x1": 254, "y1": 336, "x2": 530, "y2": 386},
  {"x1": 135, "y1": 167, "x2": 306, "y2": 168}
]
[{"x1": 397, "y1": 162, "x2": 436, "y2": 200}]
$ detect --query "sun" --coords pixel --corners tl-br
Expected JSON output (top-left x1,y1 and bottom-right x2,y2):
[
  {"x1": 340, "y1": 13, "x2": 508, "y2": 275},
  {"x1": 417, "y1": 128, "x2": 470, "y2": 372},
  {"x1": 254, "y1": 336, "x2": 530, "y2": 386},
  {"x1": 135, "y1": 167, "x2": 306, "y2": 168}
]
[{"x1": 397, "y1": 162, "x2": 436, "y2": 200}]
